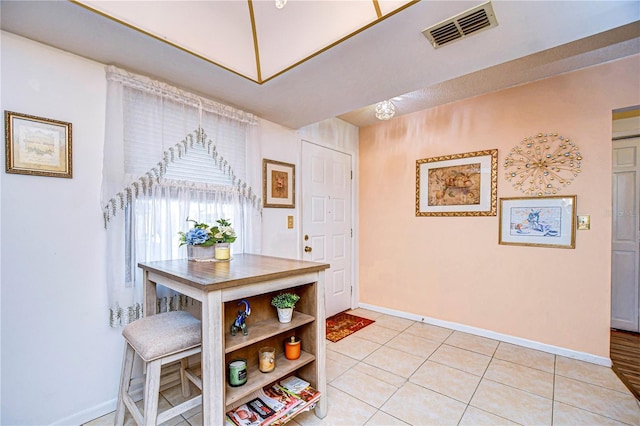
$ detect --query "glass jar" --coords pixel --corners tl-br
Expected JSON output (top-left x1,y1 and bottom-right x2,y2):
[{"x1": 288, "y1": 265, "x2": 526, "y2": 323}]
[
  {"x1": 228, "y1": 359, "x2": 247, "y2": 386},
  {"x1": 284, "y1": 336, "x2": 301, "y2": 360},
  {"x1": 258, "y1": 346, "x2": 276, "y2": 373},
  {"x1": 214, "y1": 242, "x2": 231, "y2": 260}
]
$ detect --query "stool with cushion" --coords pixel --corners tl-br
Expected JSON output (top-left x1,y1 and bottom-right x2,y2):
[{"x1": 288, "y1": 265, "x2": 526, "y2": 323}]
[{"x1": 115, "y1": 310, "x2": 203, "y2": 426}]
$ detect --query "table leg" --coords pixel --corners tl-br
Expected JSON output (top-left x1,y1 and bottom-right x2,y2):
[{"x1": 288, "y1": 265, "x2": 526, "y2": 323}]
[
  {"x1": 142, "y1": 270, "x2": 158, "y2": 316},
  {"x1": 201, "y1": 289, "x2": 224, "y2": 425},
  {"x1": 314, "y1": 270, "x2": 328, "y2": 418}
]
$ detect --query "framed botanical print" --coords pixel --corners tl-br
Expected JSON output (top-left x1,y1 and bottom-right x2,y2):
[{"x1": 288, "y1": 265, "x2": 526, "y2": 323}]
[
  {"x1": 263, "y1": 158, "x2": 295, "y2": 208},
  {"x1": 4, "y1": 111, "x2": 72, "y2": 178},
  {"x1": 416, "y1": 149, "x2": 497, "y2": 216}
]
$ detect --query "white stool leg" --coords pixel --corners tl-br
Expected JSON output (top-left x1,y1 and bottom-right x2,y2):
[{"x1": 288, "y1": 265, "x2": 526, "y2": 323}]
[
  {"x1": 143, "y1": 359, "x2": 162, "y2": 426},
  {"x1": 115, "y1": 342, "x2": 135, "y2": 426},
  {"x1": 180, "y1": 358, "x2": 191, "y2": 398}
]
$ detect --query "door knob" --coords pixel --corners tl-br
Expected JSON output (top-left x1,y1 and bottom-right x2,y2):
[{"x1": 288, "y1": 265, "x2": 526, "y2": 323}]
[{"x1": 304, "y1": 246, "x2": 312, "y2": 253}]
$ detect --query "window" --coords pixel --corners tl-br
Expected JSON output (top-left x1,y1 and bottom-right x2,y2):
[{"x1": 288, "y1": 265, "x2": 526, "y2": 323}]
[{"x1": 103, "y1": 66, "x2": 259, "y2": 326}]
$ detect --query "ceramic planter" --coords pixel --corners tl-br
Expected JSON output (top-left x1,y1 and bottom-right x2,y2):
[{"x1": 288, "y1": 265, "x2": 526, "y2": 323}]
[
  {"x1": 276, "y1": 307, "x2": 293, "y2": 323},
  {"x1": 187, "y1": 245, "x2": 214, "y2": 261}
]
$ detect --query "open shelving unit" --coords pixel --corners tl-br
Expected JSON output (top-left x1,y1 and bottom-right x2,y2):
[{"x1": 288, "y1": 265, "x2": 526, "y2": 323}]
[
  {"x1": 140, "y1": 254, "x2": 329, "y2": 424},
  {"x1": 222, "y1": 283, "x2": 322, "y2": 415}
]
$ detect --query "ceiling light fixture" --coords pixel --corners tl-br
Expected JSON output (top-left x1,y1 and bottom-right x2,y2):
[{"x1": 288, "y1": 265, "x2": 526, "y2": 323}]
[
  {"x1": 275, "y1": 0, "x2": 287, "y2": 9},
  {"x1": 375, "y1": 100, "x2": 396, "y2": 120}
]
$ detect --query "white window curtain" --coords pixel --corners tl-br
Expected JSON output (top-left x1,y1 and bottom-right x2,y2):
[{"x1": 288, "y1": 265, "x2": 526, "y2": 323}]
[{"x1": 102, "y1": 66, "x2": 261, "y2": 326}]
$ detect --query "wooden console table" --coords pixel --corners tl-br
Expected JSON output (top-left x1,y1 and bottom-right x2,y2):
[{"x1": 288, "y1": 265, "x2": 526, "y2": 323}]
[{"x1": 138, "y1": 254, "x2": 330, "y2": 425}]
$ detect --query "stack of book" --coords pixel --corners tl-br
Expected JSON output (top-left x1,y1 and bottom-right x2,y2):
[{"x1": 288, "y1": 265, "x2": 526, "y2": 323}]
[{"x1": 226, "y1": 376, "x2": 321, "y2": 426}]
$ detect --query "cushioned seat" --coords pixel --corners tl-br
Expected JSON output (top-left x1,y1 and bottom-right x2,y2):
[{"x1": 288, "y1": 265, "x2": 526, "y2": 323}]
[
  {"x1": 123, "y1": 310, "x2": 201, "y2": 361},
  {"x1": 115, "y1": 311, "x2": 203, "y2": 426}
]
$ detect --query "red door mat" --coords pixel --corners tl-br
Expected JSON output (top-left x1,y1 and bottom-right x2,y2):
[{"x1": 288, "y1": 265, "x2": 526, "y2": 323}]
[{"x1": 326, "y1": 312, "x2": 375, "y2": 342}]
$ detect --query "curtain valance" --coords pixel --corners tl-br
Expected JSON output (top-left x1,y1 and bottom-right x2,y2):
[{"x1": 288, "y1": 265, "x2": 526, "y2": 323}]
[
  {"x1": 102, "y1": 127, "x2": 262, "y2": 227},
  {"x1": 101, "y1": 66, "x2": 261, "y2": 228},
  {"x1": 105, "y1": 66, "x2": 257, "y2": 125}
]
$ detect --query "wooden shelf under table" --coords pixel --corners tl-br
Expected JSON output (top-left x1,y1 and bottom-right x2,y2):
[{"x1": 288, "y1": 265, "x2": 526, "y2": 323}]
[
  {"x1": 225, "y1": 350, "x2": 315, "y2": 408},
  {"x1": 225, "y1": 312, "x2": 315, "y2": 353}
]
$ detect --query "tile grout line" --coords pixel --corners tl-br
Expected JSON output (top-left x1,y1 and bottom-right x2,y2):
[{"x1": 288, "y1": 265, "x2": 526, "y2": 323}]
[
  {"x1": 552, "y1": 399, "x2": 639, "y2": 426},
  {"x1": 551, "y1": 359, "x2": 638, "y2": 426},
  {"x1": 457, "y1": 342, "x2": 502, "y2": 425},
  {"x1": 552, "y1": 354, "x2": 558, "y2": 426},
  {"x1": 344, "y1": 309, "x2": 640, "y2": 424},
  {"x1": 335, "y1": 323, "x2": 455, "y2": 425},
  {"x1": 554, "y1": 371, "x2": 639, "y2": 395},
  {"x1": 374, "y1": 329, "x2": 453, "y2": 425},
  {"x1": 327, "y1": 348, "x2": 409, "y2": 426}
]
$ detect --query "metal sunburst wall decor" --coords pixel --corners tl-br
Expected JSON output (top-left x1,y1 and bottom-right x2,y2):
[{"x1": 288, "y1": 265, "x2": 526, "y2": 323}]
[{"x1": 504, "y1": 133, "x2": 582, "y2": 196}]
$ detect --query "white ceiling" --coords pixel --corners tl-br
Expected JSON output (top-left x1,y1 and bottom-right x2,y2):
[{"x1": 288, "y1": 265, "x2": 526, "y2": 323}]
[
  {"x1": 1, "y1": 1, "x2": 639, "y2": 129},
  {"x1": 77, "y1": 0, "x2": 416, "y2": 83}
]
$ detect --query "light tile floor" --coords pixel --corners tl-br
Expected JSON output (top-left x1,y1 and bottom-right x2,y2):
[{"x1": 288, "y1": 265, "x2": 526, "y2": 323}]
[{"x1": 86, "y1": 308, "x2": 640, "y2": 426}]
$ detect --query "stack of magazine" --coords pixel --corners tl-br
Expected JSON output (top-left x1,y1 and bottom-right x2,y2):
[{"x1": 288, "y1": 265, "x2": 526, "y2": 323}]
[{"x1": 226, "y1": 376, "x2": 321, "y2": 426}]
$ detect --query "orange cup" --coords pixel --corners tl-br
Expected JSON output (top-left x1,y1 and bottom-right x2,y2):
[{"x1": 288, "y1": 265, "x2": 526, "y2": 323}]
[{"x1": 284, "y1": 336, "x2": 301, "y2": 360}]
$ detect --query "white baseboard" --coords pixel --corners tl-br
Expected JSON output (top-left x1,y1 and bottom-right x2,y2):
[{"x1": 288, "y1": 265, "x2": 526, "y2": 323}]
[
  {"x1": 50, "y1": 399, "x2": 117, "y2": 426},
  {"x1": 50, "y1": 385, "x2": 143, "y2": 426},
  {"x1": 51, "y1": 360, "x2": 189, "y2": 425},
  {"x1": 358, "y1": 303, "x2": 612, "y2": 367}
]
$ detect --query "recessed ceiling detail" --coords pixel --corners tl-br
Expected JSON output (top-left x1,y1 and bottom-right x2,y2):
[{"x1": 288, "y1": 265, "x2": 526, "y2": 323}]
[
  {"x1": 74, "y1": 0, "x2": 417, "y2": 84},
  {"x1": 2, "y1": 1, "x2": 637, "y2": 128},
  {"x1": 422, "y1": 1, "x2": 498, "y2": 49}
]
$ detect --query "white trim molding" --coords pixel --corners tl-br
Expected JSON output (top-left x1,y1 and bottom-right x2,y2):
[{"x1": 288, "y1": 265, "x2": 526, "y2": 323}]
[{"x1": 358, "y1": 303, "x2": 612, "y2": 367}]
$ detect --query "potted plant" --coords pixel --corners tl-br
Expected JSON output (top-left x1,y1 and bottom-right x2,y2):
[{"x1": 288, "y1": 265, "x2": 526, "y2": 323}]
[
  {"x1": 178, "y1": 218, "x2": 237, "y2": 261},
  {"x1": 271, "y1": 293, "x2": 300, "y2": 323}
]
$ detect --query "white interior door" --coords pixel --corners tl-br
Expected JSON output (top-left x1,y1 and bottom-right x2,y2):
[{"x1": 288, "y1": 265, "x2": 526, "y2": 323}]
[
  {"x1": 611, "y1": 137, "x2": 640, "y2": 332},
  {"x1": 301, "y1": 141, "x2": 352, "y2": 317}
]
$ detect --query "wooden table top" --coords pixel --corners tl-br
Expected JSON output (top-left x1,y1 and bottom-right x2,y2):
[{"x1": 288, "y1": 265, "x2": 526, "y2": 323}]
[{"x1": 139, "y1": 253, "x2": 330, "y2": 291}]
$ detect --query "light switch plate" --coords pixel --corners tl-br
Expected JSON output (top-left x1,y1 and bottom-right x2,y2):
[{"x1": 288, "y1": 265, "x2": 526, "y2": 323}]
[{"x1": 287, "y1": 216, "x2": 294, "y2": 229}]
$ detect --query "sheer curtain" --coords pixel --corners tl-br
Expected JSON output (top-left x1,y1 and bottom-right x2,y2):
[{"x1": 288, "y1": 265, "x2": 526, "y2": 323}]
[{"x1": 102, "y1": 66, "x2": 261, "y2": 326}]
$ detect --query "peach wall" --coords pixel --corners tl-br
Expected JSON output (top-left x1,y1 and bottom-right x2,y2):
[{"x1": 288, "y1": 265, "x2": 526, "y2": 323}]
[{"x1": 359, "y1": 55, "x2": 640, "y2": 358}]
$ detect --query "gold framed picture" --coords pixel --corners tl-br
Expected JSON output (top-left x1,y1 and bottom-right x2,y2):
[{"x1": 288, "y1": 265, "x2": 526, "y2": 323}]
[
  {"x1": 4, "y1": 111, "x2": 72, "y2": 178},
  {"x1": 577, "y1": 215, "x2": 590, "y2": 230},
  {"x1": 499, "y1": 195, "x2": 577, "y2": 249},
  {"x1": 263, "y1": 158, "x2": 295, "y2": 208},
  {"x1": 416, "y1": 149, "x2": 497, "y2": 216}
]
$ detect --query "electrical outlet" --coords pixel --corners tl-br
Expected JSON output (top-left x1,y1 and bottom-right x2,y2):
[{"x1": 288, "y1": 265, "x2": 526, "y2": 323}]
[{"x1": 287, "y1": 216, "x2": 294, "y2": 229}]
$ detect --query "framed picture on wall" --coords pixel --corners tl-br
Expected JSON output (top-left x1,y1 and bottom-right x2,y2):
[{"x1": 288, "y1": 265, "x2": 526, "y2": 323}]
[
  {"x1": 263, "y1": 158, "x2": 295, "y2": 208},
  {"x1": 4, "y1": 111, "x2": 72, "y2": 178},
  {"x1": 499, "y1": 195, "x2": 577, "y2": 248},
  {"x1": 416, "y1": 149, "x2": 497, "y2": 216}
]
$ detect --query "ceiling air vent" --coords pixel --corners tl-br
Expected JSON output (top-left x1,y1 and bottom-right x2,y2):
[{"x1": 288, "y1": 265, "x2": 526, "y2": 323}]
[{"x1": 422, "y1": 1, "x2": 498, "y2": 49}]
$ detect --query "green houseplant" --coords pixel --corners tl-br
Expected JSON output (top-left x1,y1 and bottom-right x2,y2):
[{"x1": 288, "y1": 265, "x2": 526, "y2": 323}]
[{"x1": 271, "y1": 293, "x2": 300, "y2": 323}]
